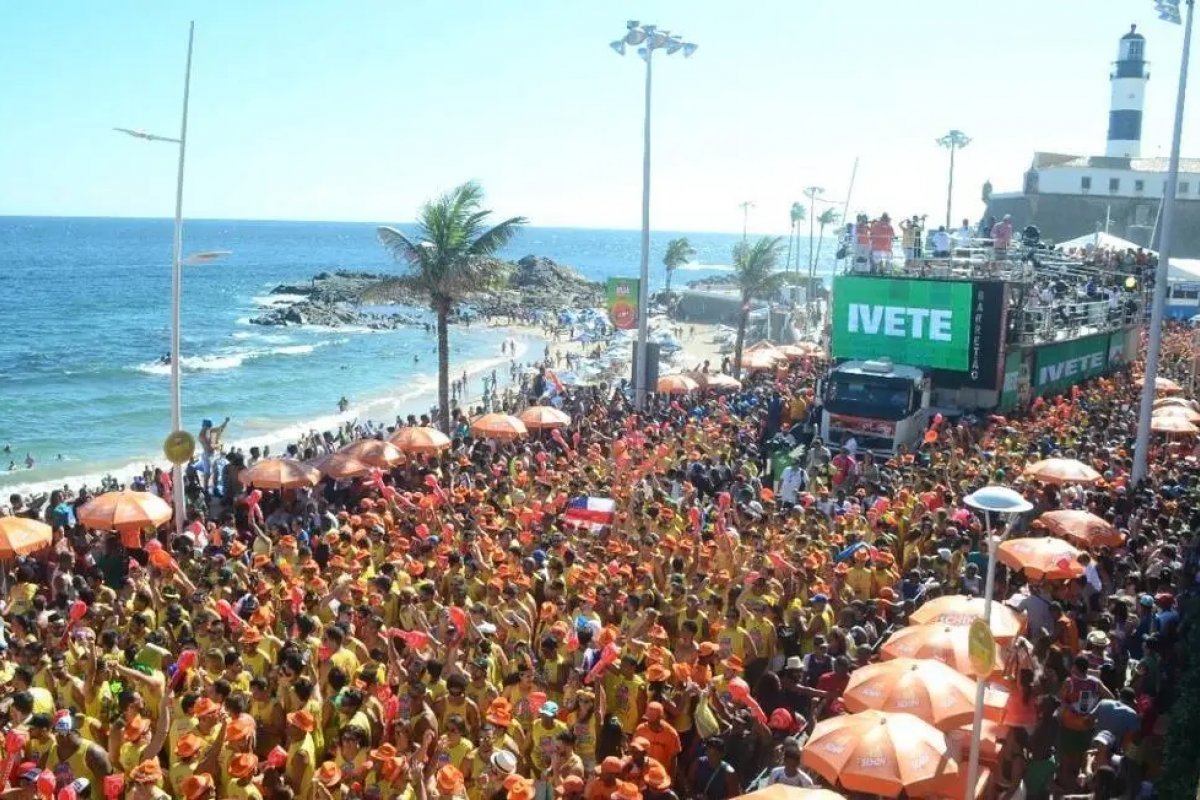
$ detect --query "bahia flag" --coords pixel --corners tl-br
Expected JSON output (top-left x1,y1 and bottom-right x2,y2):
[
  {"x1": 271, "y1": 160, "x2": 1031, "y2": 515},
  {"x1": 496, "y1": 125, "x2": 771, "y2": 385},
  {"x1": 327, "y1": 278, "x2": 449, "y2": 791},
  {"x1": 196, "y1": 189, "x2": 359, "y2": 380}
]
[{"x1": 563, "y1": 496, "x2": 616, "y2": 531}]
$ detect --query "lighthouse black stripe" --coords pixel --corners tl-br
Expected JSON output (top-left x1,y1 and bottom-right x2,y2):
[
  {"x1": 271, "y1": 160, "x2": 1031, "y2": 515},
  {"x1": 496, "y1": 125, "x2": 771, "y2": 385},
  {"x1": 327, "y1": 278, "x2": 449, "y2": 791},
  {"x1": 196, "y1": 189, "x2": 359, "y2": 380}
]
[
  {"x1": 1108, "y1": 110, "x2": 1143, "y2": 142},
  {"x1": 1115, "y1": 59, "x2": 1147, "y2": 79}
]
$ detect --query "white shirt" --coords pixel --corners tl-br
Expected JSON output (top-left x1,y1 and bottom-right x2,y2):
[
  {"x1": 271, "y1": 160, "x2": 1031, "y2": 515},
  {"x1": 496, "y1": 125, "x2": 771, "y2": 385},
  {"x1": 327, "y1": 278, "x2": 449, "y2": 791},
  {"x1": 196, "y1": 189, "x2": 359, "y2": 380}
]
[
  {"x1": 955, "y1": 225, "x2": 973, "y2": 244},
  {"x1": 930, "y1": 230, "x2": 952, "y2": 252},
  {"x1": 767, "y1": 767, "x2": 814, "y2": 788},
  {"x1": 777, "y1": 466, "x2": 807, "y2": 504}
]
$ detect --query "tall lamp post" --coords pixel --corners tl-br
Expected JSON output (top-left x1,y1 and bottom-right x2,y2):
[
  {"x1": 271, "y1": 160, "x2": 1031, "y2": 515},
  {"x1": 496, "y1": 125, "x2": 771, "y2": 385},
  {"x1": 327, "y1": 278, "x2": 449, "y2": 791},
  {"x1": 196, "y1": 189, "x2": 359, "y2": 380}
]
[
  {"x1": 738, "y1": 200, "x2": 755, "y2": 241},
  {"x1": 1134, "y1": 0, "x2": 1194, "y2": 484},
  {"x1": 610, "y1": 21, "x2": 697, "y2": 409},
  {"x1": 115, "y1": 21, "x2": 196, "y2": 537},
  {"x1": 937, "y1": 129, "x2": 971, "y2": 230},
  {"x1": 961, "y1": 486, "x2": 1033, "y2": 800}
]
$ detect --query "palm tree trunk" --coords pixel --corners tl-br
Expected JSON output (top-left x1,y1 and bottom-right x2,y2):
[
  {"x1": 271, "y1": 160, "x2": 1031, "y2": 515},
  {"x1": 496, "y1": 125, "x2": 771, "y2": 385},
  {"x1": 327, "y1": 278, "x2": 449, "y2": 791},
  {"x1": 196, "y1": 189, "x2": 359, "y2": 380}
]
[
  {"x1": 665, "y1": 266, "x2": 673, "y2": 295},
  {"x1": 811, "y1": 223, "x2": 827, "y2": 334},
  {"x1": 784, "y1": 223, "x2": 795, "y2": 274},
  {"x1": 732, "y1": 303, "x2": 748, "y2": 380},
  {"x1": 436, "y1": 305, "x2": 451, "y2": 433},
  {"x1": 807, "y1": 214, "x2": 817, "y2": 317}
]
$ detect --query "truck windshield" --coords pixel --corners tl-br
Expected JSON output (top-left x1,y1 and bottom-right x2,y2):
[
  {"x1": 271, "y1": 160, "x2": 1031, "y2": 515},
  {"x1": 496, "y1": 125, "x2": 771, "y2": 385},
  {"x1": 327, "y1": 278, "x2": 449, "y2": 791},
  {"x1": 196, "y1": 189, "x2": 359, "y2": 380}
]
[{"x1": 825, "y1": 376, "x2": 914, "y2": 420}]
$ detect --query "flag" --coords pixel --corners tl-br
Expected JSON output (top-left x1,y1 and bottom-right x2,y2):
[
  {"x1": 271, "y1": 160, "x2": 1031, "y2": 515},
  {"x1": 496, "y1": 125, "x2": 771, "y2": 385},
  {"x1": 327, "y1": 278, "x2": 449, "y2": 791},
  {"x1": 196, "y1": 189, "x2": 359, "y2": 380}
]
[{"x1": 563, "y1": 496, "x2": 616, "y2": 530}]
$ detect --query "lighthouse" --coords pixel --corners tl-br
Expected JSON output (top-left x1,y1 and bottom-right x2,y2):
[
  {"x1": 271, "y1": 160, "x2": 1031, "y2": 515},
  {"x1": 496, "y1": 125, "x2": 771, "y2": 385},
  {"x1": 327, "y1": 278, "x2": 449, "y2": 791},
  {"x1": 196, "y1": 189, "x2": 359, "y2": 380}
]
[{"x1": 1106, "y1": 25, "x2": 1149, "y2": 158}]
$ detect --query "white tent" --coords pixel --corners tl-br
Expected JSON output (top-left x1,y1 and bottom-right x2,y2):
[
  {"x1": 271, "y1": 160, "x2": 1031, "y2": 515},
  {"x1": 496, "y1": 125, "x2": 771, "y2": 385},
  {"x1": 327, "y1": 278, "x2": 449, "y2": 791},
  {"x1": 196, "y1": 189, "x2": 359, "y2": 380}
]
[{"x1": 1056, "y1": 231, "x2": 1154, "y2": 254}]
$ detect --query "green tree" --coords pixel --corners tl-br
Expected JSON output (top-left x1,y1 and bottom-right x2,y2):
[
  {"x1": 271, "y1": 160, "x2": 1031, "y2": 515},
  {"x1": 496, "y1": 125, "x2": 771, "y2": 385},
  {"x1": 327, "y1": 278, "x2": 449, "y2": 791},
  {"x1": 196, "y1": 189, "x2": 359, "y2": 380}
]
[
  {"x1": 809, "y1": 208, "x2": 841, "y2": 315},
  {"x1": 377, "y1": 182, "x2": 526, "y2": 433},
  {"x1": 730, "y1": 236, "x2": 787, "y2": 379},
  {"x1": 785, "y1": 202, "x2": 806, "y2": 273},
  {"x1": 662, "y1": 237, "x2": 696, "y2": 295}
]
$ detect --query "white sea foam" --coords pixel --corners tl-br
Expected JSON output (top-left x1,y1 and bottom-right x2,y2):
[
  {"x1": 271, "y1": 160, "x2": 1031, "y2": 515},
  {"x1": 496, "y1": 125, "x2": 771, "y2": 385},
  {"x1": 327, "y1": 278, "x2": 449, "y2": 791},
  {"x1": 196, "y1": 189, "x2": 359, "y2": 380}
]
[
  {"x1": 5, "y1": 330, "x2": 540, "y2": 499},
  {"x1": 132, "y1": 340, "x2": 342, "y2": 375},
  {"x1": 251, "y1": 293, "x2": 308, "y2": 307}
]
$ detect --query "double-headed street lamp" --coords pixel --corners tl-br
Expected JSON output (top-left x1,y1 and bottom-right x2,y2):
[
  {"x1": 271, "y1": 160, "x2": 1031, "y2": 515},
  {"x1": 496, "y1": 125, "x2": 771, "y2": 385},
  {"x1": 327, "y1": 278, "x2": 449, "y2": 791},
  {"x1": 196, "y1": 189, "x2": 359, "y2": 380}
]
[
  {"x1": 1134, "y1": 0, "x2": 1194, "y2": 484},
  {"x1": 115, "y1": 21, "x2": 196, "y2": 537},
  {"x1": 610, "y1": 21, "x2": 697, "y2": 409},
  {"x1": 937, "y1": 129, "x2": 971, "y2": 230}
]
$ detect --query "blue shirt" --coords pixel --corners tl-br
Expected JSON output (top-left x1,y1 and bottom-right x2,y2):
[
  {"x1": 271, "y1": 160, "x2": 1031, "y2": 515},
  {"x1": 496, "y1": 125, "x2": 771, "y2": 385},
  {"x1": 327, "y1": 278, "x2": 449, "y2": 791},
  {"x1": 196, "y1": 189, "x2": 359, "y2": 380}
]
[{"x1": 1093, "y1": 699, "x2": 1139, "y2": 746}]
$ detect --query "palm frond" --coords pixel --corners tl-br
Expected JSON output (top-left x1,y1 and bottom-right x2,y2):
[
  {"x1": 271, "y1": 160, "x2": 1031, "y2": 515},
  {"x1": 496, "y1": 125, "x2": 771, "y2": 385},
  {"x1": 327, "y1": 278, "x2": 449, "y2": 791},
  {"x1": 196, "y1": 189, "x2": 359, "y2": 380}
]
[
  {"x1": 377, "y1": 226, "x2": 424, "y2": 265},
  {"x1": 468, "y1": 216, "x2": 528, "y2": 258}
]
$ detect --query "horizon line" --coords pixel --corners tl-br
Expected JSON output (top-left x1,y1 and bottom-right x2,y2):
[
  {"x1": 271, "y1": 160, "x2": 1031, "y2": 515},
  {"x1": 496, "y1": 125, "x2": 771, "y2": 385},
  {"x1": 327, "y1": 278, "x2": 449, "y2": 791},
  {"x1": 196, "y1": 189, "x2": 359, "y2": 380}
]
[{"x1": 0, "y1": 213, "x2": 811, "y2": 239}]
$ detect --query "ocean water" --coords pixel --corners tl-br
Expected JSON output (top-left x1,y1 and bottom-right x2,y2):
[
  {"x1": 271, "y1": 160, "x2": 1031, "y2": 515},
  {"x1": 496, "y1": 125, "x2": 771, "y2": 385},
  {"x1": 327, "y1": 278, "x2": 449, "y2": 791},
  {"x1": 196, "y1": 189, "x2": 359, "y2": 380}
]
[{"x1": 0, "y1": 217, "x2": 834, "y2": 492}]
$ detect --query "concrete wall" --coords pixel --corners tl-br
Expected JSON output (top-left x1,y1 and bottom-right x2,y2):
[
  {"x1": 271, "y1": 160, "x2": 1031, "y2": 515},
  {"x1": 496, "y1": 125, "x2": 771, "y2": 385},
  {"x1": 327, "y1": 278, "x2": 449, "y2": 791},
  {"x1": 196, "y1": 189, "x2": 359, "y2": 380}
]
[
  {"x1": 982, "y1": 192, "x2": 1200, "y2": 255},
  {"x1": 1032, "y1": 165, "x2": 1200, "y2": 198}
]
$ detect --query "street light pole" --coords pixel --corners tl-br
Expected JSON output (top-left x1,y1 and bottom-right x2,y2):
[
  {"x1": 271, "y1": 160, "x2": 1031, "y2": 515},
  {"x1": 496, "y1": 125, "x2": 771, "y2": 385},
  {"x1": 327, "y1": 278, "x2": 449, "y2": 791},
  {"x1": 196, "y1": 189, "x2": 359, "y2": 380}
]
[
  {"x1": 962, "y1": 486, "x2": 1033, "y2": 800},
  {"x1": 937, "y1": 130, "x2": 972, "y2": 230},
  {"x1": 739, "y1": 200, "x2": 755, "y2": 241},
  {"x1": 116, "y1": 21, "x2": 194, "y2": 537},
  {"x1": 1134, "y1": 0, "x2": 1193, "y2": 484},
  {"x1": 611, "y1": 22, "x2": 697, "y2": 409}
]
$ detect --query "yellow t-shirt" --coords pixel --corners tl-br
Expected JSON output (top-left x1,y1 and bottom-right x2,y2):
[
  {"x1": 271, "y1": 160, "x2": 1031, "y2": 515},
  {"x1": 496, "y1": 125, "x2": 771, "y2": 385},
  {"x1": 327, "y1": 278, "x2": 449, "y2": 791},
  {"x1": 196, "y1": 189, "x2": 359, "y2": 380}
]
[{"x1": 529, "y1": 719, "x2": 567, "y2": 772}]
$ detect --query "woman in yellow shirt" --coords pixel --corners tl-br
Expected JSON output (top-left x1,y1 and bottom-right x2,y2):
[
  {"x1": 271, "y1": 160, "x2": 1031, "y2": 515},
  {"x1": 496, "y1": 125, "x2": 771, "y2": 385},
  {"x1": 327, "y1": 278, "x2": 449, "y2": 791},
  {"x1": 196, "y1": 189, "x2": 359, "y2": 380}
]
[{"x1": 435, "y1": 714, "x2": 475, "y2": 772}]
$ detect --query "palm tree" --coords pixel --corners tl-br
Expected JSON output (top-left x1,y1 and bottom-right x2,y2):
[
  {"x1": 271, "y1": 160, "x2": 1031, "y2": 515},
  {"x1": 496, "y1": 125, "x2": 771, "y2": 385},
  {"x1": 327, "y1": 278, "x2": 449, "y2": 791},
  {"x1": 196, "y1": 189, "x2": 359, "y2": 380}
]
[
  {"x1": 785, "y1": 202, "x2": 806, "y2": 273},
  {"x1": 730, "y1": 236, "x2": 786, "y2": 379},
  {"x1": 377, "y1": 182, "x2": 527, "y2": 433},
  {"x1": 662, "y1": 237, "x2": 696, "y2": 295},
  {"x1": 809, "y1": 208, "x2": 841, "y2": 316}
]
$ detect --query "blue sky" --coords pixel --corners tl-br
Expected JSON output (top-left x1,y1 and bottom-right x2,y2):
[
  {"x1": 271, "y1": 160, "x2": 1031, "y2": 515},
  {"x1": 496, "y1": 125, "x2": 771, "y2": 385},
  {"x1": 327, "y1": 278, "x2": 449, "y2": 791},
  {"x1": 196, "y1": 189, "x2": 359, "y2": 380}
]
[{"x1": 0, "y1": 1, "x2": 1194, "y2": 233}]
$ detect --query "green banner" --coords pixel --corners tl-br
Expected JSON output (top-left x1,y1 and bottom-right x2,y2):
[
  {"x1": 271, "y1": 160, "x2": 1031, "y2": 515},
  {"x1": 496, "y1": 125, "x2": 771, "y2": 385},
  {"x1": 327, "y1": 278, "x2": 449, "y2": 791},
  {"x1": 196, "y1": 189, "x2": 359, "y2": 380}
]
[
  {"x1": 998, "y1": 349, "x2": 1024, "y2": 412},
  {"x1": 831, "y1": 276, "x2": 974, "y2": 370},
  {"x1": 606, "y1": 277, "x2": 640, "y2": 330},
  {"x1": 1032, "y1": 333, "x2": 1111, "y2": 395},
  {"x1": 1108, "y1": 329, "x2": 1128, "y2": 365}
]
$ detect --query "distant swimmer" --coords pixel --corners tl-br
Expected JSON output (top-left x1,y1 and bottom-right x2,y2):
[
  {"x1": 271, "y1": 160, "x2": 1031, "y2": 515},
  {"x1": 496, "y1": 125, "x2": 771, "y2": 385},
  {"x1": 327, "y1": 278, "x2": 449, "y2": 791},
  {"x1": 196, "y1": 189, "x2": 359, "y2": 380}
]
[
  {"x1": 414, "y1": 354, "x2": 420, "y2": 364},
  {"x1": 25, "y1": 453, "x2": 34, "y2": 469},
  {"x1": 338, "y1": 396, "x2": 349, "y2": 413},
  {"x1": 1, "y1": 445, "x2": 8, "y2": 455},
  {"x1": 56, "y1": 454, "x2": 63, "y2": 461},
  {"x1": 159, "y1": 352, "x2": 171, "y2": 365}
]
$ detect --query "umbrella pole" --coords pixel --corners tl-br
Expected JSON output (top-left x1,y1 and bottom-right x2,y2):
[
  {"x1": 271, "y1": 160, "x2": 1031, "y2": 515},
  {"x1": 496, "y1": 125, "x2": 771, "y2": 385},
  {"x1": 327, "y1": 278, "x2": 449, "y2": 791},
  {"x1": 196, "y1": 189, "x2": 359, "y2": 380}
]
[{"x1": 965, "y1": 513, "x2": 995, "y2": 800}]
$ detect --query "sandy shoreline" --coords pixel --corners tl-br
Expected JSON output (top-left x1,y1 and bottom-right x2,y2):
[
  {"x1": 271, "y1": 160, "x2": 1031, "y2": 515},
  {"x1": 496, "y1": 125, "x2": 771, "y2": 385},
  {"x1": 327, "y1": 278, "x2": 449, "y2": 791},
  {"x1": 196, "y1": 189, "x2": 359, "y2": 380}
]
[{"x1": 1, "y1": 318, "x2": 732, "y2": 501}]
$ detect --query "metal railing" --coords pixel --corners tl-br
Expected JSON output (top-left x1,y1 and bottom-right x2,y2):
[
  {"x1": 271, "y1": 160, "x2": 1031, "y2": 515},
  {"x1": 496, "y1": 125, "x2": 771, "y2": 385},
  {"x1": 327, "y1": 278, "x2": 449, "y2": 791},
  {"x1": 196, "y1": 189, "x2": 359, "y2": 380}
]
[{"x1": 1009, "y1": 296, "x2": 1142, "y2": 345}]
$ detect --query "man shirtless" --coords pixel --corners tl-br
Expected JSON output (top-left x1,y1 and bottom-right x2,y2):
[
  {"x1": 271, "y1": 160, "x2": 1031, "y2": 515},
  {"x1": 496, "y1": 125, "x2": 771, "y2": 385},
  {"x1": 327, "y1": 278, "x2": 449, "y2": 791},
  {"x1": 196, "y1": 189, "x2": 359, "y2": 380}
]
[{"x1": 197, "y1": 417, "x2": 229, "y2": 494}]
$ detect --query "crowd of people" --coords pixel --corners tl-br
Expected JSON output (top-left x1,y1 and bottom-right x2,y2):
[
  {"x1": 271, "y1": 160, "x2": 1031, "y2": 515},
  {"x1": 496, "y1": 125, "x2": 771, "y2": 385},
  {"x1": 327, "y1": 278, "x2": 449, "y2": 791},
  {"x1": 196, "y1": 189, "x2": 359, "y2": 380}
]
[{"x1": 0, "y1": 319, "x2": 1197, "y2": 800}]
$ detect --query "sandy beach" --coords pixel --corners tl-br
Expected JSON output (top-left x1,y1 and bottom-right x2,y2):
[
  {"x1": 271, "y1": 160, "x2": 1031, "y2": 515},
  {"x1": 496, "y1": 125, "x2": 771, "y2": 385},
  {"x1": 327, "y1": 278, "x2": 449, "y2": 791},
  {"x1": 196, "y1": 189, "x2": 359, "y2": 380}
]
[{"x1": 2, "y1": 317, "x2": 732, "y2": 501}]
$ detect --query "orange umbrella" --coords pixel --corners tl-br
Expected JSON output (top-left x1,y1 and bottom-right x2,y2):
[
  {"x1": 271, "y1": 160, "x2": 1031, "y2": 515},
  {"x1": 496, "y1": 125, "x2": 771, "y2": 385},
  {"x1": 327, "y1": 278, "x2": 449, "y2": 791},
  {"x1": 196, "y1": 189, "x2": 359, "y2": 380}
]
[
  {"x1": 470, "y1": 413, "x2": 527, "y2": 440},
  {"x1": 518, "y1": 406, "x2": 572, "y2": 429},
  {"x1": 308, "y1": 452, "x2": 372, "y2": 480},
  {"x1": 702, "y1": 373, "x2": 743, "y2": 391},
  {"x1": 908, "y1": 595, "x2": 1024, "y2": 641},
  {"x1": 880, "y1": 625, "x2": 1001, "y2": 679},
  {"x1": 1151, "y1": 415, "x2": 1198, "y2": 434},
  {"x1": 1152, "y1": 404, "x2": 1200, "y2": 423},
  {"x1": 78, "y1": 490, "x2": 172, "y2": 532},
  {"x1": 740, "y1": 350, "x2": 784, "y2": 371},
  {"x1": 997, "y1": 537, "x2": 1084, "y2": 580},
  {"x1": 238, "y1": 458, "x2": 321, "y2": 489},
  {"x1": 1136, "y1": 375, "x2": 1183, "y2": 395},
  {"x1": 801, "y1": 709, "x2": 958, "y2": 797},
  {"x1": 842, "y1": 658, "x2": 979, "y2": 729},
  {"x1": 1022, "y1": 458, "x2": 1101, "y2": 485},
  {"x1": 727, "y1": 787, "x2": 846, "y2": 800},
  {"x1": 656, "y1": 374, "x2": 699, "y2": 394},
  {"x1": 1038, "y1": 509, "x2": 1124, "y2": 548},
  {"x1": 390, "y1": 426, "x2": 451, "y2": 454},
  {"x1": 339, "y1": 438, "x2": 405, "y2": 468},
  {"x1": 0, "y1": 517, "x2": 52, "y2": 558}
]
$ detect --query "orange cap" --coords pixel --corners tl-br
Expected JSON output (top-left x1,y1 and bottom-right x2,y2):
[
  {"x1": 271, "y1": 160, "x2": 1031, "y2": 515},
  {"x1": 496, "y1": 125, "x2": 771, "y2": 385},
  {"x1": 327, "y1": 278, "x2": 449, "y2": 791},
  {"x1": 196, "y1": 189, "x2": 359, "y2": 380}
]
[
  {"x1": 316, "y1": 761, "x2": 343, "y2": 787},
  {"x1": 175, "y1": 732, "x2": 205, "y2": 759},
  {"x1": 228, "y1": 753, "x2": 258, "y2": 779},
  {"x1": 180, "y1": 773, "x2": 215, "y2": 800},
  {"x1": 436, "y1": 764, "x2": 465, "y2": 795},
  {"x1": 286, "y1": 710, "x2": 315, "y2": 732},
  {"x1": 129, "y1": 759, "x2": 163, "y2": 785}
]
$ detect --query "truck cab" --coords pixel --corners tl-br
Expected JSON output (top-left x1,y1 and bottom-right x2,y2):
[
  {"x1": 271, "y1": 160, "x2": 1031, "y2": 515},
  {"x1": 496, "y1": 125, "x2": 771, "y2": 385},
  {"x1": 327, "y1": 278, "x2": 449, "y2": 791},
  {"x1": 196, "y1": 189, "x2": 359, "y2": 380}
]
[{"x1": 819, "y1": 358, "x2": 931, "y2": 455}]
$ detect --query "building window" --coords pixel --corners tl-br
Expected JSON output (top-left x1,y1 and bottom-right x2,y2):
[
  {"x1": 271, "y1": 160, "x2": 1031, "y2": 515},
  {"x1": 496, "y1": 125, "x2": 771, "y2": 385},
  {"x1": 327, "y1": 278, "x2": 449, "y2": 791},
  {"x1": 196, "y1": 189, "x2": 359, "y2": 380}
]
[
  {"x1": 1129, "y1": 40, "x2": 1144, "y2": 59},
  {"x1": 1181, "y1": 181, "x2": 1191, "y2": 195},
  {"x1": 1081, "y1": 176, "x2": 1092, "y2": 191},
  {"x1": 1135, "y1": 179, "x2": 1145, "y2": 192},
  {"x1": 1109, "y1": 177, "x2": 1121, "y2": 192}
]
